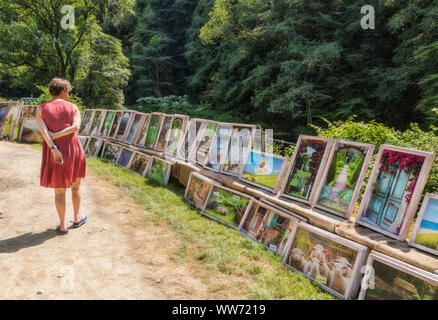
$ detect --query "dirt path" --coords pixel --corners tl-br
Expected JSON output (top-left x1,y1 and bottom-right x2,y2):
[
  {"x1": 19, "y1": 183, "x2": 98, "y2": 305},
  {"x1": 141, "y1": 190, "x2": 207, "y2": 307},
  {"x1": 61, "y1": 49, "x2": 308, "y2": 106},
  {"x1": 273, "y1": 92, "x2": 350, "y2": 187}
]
[{"x1": 0, "y1": 141, "x2": 211, "y2": 299}]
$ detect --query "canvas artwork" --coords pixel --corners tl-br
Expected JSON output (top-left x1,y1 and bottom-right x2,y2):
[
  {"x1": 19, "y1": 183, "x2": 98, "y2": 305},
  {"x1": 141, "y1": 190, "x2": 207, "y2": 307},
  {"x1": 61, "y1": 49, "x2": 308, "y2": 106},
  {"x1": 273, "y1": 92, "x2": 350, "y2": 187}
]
[
  {"x1": 148, "y1": 157, "x2": 172, "y2": 185},
  {"x1": 79, "y1": 137, "x2": 89, "y2": 149},
  {"x1": 312, "y1": 141, "x2": 374, "y2": 218},
  {"x1": 85, "y1": 138, "x2": 104, "y2": 157},
  {"x1": 145, "y1": 113, "x2": 164, "y2": 149},
  {"x1": 79, "y1": 110, "x2": 93, "y2": 134},
  {"x1": 283, "y1": 223, "x2": 368, "y2": 299},
  {"x1": 409, "y1": 193, "x2": 438, "y2": 256},
  {"x1": 89, "y1": 110, "x2": 105, "y2": 136},
  {"x1": 101, "y1": 143, "x2": 122, "y2": 163},
  {"x1": 125, "y1": 113, "x2": 143, "y2": 144},
  {"x1": 165, "y1": 115, "x2": 189, "y2": 157},
  {"x1": 1, "y1": 101, "x2": 24, "y2": 140},
  {"x1": 134, "y1": 114, "x2": 151, "y2": 147},
  {"x1": 222, "y1": 125, "x2": 255, "y2": 176},
  {"x1": 202, "y1": 186, "x2": 253, "y2": 229},
  {"x1": 357, "y1": 145, "x2": 435, "y2": 240},
  {"x1": 281, "y1": 136, "x2": 333, "y2": 204},
  {"x1": 184, "y1": 172, "x2": 218, "y2": 210},
  {"x1": 100, "y1": 111, "x2": 115, "y2": 136},
  {"x1": 155, "y1": 115, "x2": 173, "y2": 151},
  {"x1": 359, "y1": 251, "x2": 438, "y2": 300},
  {"x1": 195, "y1": 122, "x2": 218, "y2": 165},
  {"x1": 239, "y1": 150, "x2": 288, "y2": 193},
  {"x1": 127, "y1": 152, "x2": 152, "y2": 176},
  {"x1": 109, "y1": 111, "x2": 123, "y2": 138},
  {"x1": 19, "y1": 119, "x2": 43, "y2": 143},
  {"x1": 0, "y1": 105, "x2": 9, "y2": 133},
  {"x1": 115, "y1": 112, "x2": 132, "y2": 140},
  {"x1": 183, "y1": 119, "x2": 208, "y2": 162},
  {"x1": 21, "y1": 105, "x2": 37, "y2": 118},
  {"x1": 239, "y1": 200, "x2": 298, "y2": 256},
  {"x1": 204, "y1": 124, "x2": 232, "y2": 171},
  {"x1": 116, "y1": 148, "x2": 134, "y2": 168}
]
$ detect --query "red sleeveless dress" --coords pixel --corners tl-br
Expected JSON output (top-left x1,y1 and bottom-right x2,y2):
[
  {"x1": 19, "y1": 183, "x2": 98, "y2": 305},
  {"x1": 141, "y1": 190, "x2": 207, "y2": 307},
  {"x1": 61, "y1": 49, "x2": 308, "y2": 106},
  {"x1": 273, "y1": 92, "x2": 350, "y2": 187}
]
[{"x1": 40, "y1": 100, "x2": 86, "y2": 188}]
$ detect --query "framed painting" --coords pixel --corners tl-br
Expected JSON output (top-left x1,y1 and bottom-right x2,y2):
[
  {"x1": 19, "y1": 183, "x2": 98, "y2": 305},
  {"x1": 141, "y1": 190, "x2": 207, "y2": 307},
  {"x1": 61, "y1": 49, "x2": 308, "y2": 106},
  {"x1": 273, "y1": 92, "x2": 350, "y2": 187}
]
[
  {"x1": 184, "y1": 119, "x2": 209, "y2": 162},
  {"x1": 282, "y1": 222, "x2": 369, "y2": 299},
  {"x1": 259, "y1": 199, "x2": 309, "y2": 223},
  {"x1": 192, "y1": 121, "x2": 219, "y2": 165},
  {"x1": 0, "y1": 103, "x2": 11, "y2": 136},
  {"x1": 202, "y1": 185, "x2": 253, "y2": 230},
  {"x1": 84, "y1": 137, "x2": 104, "y2": 157},
  {"x1": 221, "y1": 124, "x2": 256, "y2": 176},
  {"x1": 21, "y1": 105, "x2": 37, "y2": 118},
  {"x1": 124, "y1": 112, "x2": 144, "y2": 144},
  {"x1": 18, "y1": 119, "x2": 43, "y2": 143},
  {"x1": 280, "y1": 135, "x2": 333, "y2": 205},
  {"x1": 99, "y1": 110, "x2": 115, "y2": 137},
  {"x1": 409, "y1": 193, "x2": 438, "y2": 256},
  {"x1": 312, "y1": 140, "x2": 375, "y2": 219},
  {"x1": 238, "y1": 200, "x2": 300, "y2": 257},
  {"x1": 79, "y1": 136, "x2": 89, "y2": 149},
  {"x1": 147, "y1": 157, "x2": 172, "y2": 186},
  {"x1": 1, "y1": 101, "x2": 24, "y2": 140},
  {"x1": 356, "y1": 145, "x2": 435, "y2": 240},
  {"x1": 133, "y1": 114, "x2": 151, "y2": 147},
  {"x1": 109, "y1": 111, "x2": 123, "y2": 138},
  {"x1": 116, "y1": 148, "x2": 134, "y2": 168},
  {"x1": 145, "y1": 113, "x2": 165, "y2": 149},
  {"x1": 184, "y1": 172, "x2": 220, "y2": 210},
  {"x1": 115, "y1": 111, "x2": 134, "y2": 141},
  {"x1": 100, "y1": 142, "x2": 122, "y2": 163},
  {"x1": 358, "y1": 251, "x2": 438, "y2": 300},
  {"x1": 239, "y1": 150, "x2": 289, "y2": 193},
  {"x1": 79, "y1": 109, "x2": 94, "y2": 135},
  {"x1": 127, "y1": 152, "x2": 152, "y2": 176},
  {"x1": 89, "y1": 110, "x2": 106, "y2": 136},
  {"x1": 204, "y1": 123, "x2": 233, "y2": 172},
  {"x1": 165, "y1": 114, "x2": 190, "y2": 158},
  {"x1": 154, "y1": 115, "x2": 174, "y2": 152}
]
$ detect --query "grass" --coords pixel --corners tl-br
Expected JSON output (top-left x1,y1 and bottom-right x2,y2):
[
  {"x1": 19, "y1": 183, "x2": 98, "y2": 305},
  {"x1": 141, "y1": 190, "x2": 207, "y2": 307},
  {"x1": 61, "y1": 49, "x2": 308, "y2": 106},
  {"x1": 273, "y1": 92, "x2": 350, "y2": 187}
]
[
  {"x1": 87, "y1": 157, "x2": 336, "y2": 300},
  {"x1": 414, "y1": 233, "x2": 438, "y2": 250},
  {"x1": 242, "y1": 172, "x2": 279, "y2": 190}
]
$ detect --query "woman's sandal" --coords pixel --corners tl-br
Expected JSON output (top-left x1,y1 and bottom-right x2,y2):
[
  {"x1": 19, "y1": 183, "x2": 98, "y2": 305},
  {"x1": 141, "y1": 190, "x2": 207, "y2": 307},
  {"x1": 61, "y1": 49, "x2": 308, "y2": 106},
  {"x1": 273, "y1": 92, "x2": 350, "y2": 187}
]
[
  {"x1": 72, "y1": 216, "x2": 87, "y2": 228},
  {"x1": 56, "y1": 226, "x2": 69, "y2": 235}
]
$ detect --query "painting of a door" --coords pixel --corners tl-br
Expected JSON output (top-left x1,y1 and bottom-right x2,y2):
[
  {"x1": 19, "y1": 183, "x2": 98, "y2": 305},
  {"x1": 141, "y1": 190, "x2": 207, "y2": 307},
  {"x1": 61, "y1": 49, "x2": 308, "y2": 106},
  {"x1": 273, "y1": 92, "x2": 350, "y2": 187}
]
[{"x1": 365, "y1": 167, "x2": 411, "y2": 229}]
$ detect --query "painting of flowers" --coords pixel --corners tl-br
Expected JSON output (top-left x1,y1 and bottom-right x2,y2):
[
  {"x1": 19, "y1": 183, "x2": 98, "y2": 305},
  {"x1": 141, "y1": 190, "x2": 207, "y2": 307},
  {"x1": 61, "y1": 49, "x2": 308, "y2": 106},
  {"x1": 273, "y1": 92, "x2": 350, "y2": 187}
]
[
  {"x1": 101, "y1": 143, "x2": 122, "y2": 163},
  {"x1": 128, "y1": 153, "x2": 151, "y2": 176}
]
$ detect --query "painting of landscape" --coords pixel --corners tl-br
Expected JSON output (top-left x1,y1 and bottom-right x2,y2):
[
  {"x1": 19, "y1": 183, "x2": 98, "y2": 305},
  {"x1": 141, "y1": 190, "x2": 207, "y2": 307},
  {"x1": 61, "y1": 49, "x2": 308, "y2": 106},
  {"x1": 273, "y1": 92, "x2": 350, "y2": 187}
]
[
  {"x1": 145, "y1": 115, "x2": 160, "y2": 148},
  {"x1": 125, "y1": 113, "x2": 142, "y2": 144},
  {"x1": 205, "y1": 125, "x2": 231, "y2": 170},
  {"x1": 135, "y1": 115, "x2": 150, "y2": 146},
  {"x1": 317, "y1": 144, "x2": 369, "y2": 215},
  {"x1": 128, "y1": 153, "x2": 151, "y2": 176},
  {"x1": 166, "y1": 117, "x2": 184, "y2": 156},
  {"x1": 412, "y1": 196, "x2": 438, "y2": 254},
  {"x1": 20, "y1": 119, "x2": 43, "y2": 143},
  {"x1": 1, "y1": 102, "x2": 22, "y2": 139},
  {"x1": 222, "y1": 126, "x2": 253, "y2": 175},
  {"x1": 89, "y1": 110, "x2": 104, "y2": 136},
  {"x1": 203, "y1": 186, "x2": 251, "y2": 228},
  {"x1": 185, "y1": 173, "x2": 213, "y2": 209},
  {"x1": 116, "y1": 112, "x2": 131, "y2": 140},
  {"x1": 241, "y1": 151, "x2": 286, "y2": 191},
  {"x1": 109, "y1": 111, "x2": 122, "y2": 137},
  {"x1": 196, "y1": 122, "x2": 218, "y2": 164},
  {"x1": 101, "y1": 143, "x2": 122, "y2": 163},
  {"x1": 100, "y1": 111, "x2": 114, "y2": 136},
  {"x1": 155, "y1": 116, "x2": 173, "y2": 151},
  {"x1": 148, "y1": 158, "x2": 170, "y2": 185},
  {"x1": 79, "y1": 110, "x2": 92, "y2": 134},
  {"x1": 364, "y1": 259, "x2": 438, "y2": 300}
]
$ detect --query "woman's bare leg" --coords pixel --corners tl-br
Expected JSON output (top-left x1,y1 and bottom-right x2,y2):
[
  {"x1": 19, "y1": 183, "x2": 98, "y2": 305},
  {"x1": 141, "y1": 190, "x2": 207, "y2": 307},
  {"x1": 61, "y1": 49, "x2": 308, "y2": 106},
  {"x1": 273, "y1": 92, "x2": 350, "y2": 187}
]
[
  {"x1": 71, "y1": 178, "x2": 82, "y2": 223},
  {"x1": 54, "y1": 188, "x2": 67, "y2": 231}
]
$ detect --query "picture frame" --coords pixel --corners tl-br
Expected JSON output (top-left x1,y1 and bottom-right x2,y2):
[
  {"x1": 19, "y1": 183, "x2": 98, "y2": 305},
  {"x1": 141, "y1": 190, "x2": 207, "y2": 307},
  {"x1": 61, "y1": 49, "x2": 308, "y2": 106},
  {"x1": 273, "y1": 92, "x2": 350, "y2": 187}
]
[
  {"x1": 356, "y1": 144, "x2": 435, "y2": 240},
  {"x1": 109, "y1": 110, "x2": 123, "y2": 138},
  {"x1": 184, "y1": 171, "x2": 221, "y2": 210},
  {"x1": 192, "y1": 120, "x2": 219, "y2": 166},
  {"x1": 116, "y1": 147, "x2": 135, "y2": 168},
  {"x1": 144, "y1": 112, "x2": 165, "y2": 149},
  {"x1": 238, "y1": 199, "x2": 300, "y2": 257},
  {"x1": 99, "y1": 110, "x2": 116, "y2": 137},
  {"x1": 1, "y1": 101, "x2": 24, "y2": 140},
  {"x1": 79, "y1": 136, "x2": 89, "y2": 149},
  {"x1": 259, "y1": 199, "x2": 308, "y2": 223},
  {"x1": 114, "y1": 111, "x2": 135, "y2": 141},
  {"x1": 154, "y1": 114, "x2": 174, "y2": 152},
  {"x1": 202, "y1": 185, "x2": 254, "y2": 230},
  {"x1": 18, "y1": 118, "x2": 43, "y2": 143},
  {"x1": 147, "y1": 156, "x2": 172, "y2": 186},
  {"x1": 311, "y1": 140, "x2": 375, "y2": 219},
  {"x1": 124, "y1": 111, "x2": 145, "y2": 144},
  {"x1": 79, "y1": 109, "x2": 94, "y2": 135},
  {"x1": 133, "y1": 113, "x2": 151, "y2": 147},
  {"x1": 21, "y1": 105, "x2": 38, "y2": 119},
  {"x1": 0, "y1": 102, "x2": 11, "y2": 135},
  {"x1": 100, "y1": 142, "x2": 123, "y2": 163},
  {"x1": 89, "y1": 109, "x2": 106, "y2": 136},
  {"x1": 84, "y1": 137, "x2": 104, "y2": 158},
  {"x1": 185, "y1": 119, "x2": 210, "y2": 163},
  {"x1": 164, "y1": 114, "x2": 190, "y2": 158},
  {"x1": 221, "y1": 124, "x2": 257, "y2": 177},
  {"x1": 282, "y1": 222, "x2": 369, "y2": 299},
  {"x1": 409, "y1": 193, "x2": 438, "y2": 256},
  {"x1": 203, "y1": 123, "x2": 233, "y2": 172},
  {"x1": 280, "y1": 135, "x2": 333, "y2": 205},
  {"x1": 238, "y1": 150, "x2": 289, "y2": 194},
  {"x1": 358, "y1": 251, "x2": 438, "y2": 300},
  {"x1": 126, "y1": 151, "x2": 152, "y2": 176}
]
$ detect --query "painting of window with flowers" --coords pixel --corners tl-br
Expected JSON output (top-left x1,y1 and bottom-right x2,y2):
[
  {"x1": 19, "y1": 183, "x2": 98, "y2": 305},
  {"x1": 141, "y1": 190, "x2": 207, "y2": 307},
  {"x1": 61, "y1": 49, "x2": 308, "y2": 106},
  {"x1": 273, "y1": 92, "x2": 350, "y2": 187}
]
[{"x1": 283, "y1": 137, "x2": 330, "y2": 202}]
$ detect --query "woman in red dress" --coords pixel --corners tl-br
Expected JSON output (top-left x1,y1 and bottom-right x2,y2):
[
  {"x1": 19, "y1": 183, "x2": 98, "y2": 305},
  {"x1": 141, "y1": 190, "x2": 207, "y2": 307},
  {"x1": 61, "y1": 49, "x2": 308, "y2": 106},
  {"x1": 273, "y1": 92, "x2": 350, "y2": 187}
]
[{"x1": 36, "y1": 78, "x2": 87, "y2": 235}]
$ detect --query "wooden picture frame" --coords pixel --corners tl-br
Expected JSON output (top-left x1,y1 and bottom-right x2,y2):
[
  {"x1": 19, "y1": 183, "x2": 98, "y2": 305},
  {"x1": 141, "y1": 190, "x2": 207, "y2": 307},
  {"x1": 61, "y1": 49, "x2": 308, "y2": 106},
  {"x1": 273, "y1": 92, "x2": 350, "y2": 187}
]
[
  {"x1": 89, "y1": 109, "x2": 106, "y2": 136},
  {"x1": 0, "y1": 102, "x2": 11, "y2": 136},
  {"x1": 147, "y1": 156, "x2": 172, "y2": 186},
  {"x1": 99, "y1": 110, "x2": 116, "y2": 137},
  {"x1": 21, "y1": 105, "x2": 38, "y2": 119},
  {"x1": 282, "y1": 222, "x2": 369, "y2": 299},
  {"x1": 84, "y1": 137, "x2": 104, "y2": 158},
  {"x1": 164, "y1": 114, "x2": 190, "y2": 158},
  {"x1": 109, "y1": 110, "x2": 123, "y2": 138},
  {"x1": 116, "y1": 147, "x2": 135, "y2": 168},
  {"x1": 280, "y1": 135, "x2": 333, "y2": 205},
  {"x1": 79, "y1": 109, "x2": 94, "y2": 135},
  {"x1": 238, "y1": 150, "x2": 289, "y2": 194},
  {"x1": 184, "y1": 171, "x2": 221, "y2": 210},
  {"x1": 114, "y1": 111, "x2": 135, "y2": 141},
  {"x1": 133, "y1": 113, "x2": 151, "y2": 147},
  {"x1": 311, "y1": 140, "x2": 375, "y2": 219},
  {"x1": 356, "y1": 144, "x2": 435, "y2": 240},
  {"x1": 238, "y1": 199, "x2": 300, "y2": 257},
  {"x1": 409, "y1": 193, "x2": 438, "y2": 256},
  {"x1": 100, "y1": 142, "x2": 123, "y2": 163},
  {"x1": 189, "y1": 120, "x2": 219, "y2": 166},
  {"x1": 202, "y1": 185, "x2": 254, "y2": 230},
  {"x1": 144, "y1": 112, "x2": 165, "y2": 149},
  {"x1": 185, "y1": 119, "x2": 210, "y2": 163},
  {"x1": 124, "y1": 111, "x2": 145, "y2": 144},
  {"x1": 358, "y1": 250, "x2": 438, "y2": 300},
  {"x1": 203, "y1": 123, "x2": 233, "y2": 172},
  {"x1": 79, "y1": 136, "x2": 89, "y2": 149},
  {"x1": 18, "y1": 118, "x2": 43, "y2": 143},
  {"x1": 126, "y1": 151, "x2": 153, "y2": 177},
  {"x1": 154, "y1": 115, "x2": 174, "y2": 152},
  {"x1": 220, "y1": 124, "x2": 257, "y2": 177},
  {"x1": 1, "y1": 101, "x2": 24, "y2": 140}
]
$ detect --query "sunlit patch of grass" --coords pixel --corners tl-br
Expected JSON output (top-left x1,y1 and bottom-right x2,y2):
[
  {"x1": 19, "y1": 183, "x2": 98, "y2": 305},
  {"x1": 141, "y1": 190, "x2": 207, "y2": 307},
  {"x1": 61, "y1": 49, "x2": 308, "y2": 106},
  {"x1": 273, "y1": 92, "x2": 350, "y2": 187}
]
[{"x1": 88, "y1": 158, "x2": 336, "y2": 300}]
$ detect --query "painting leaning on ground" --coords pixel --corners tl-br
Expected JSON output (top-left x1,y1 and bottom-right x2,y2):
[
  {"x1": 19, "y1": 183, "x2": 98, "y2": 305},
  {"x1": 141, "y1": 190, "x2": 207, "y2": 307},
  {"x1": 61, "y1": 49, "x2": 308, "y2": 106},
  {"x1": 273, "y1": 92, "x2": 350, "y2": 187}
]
[
  {"x1": 20, "y1": 119, "x2": 43, "y2": 143},
  {"x1": 242, "y1": 151, "x2": 285, "y2": 190},
  {"x1": 149, "y1": 158, "x2": 170, "y2": 185},
  {"x1": 413, "y1": 197, "x2": 438, "y2": 252}
]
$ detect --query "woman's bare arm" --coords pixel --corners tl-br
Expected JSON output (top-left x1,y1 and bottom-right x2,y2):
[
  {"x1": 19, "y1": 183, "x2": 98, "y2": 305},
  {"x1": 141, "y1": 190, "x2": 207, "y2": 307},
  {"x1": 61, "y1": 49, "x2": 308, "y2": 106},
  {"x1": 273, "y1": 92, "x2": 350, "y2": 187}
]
[
  {"x1": 36, "y1": 105, "x2": 64, "y2": 164},
  {"x1": 50, "y1": 104, "x2": 82, "y2": 140}
]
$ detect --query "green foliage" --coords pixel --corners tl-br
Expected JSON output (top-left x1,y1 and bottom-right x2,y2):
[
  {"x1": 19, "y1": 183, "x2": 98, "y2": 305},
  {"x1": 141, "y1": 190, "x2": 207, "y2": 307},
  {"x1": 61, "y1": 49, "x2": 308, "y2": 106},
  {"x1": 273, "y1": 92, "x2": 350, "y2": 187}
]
[
  {"x1": 33, "y1": 86, "x2": 86, "y2": 112},
  {"x1": 348, "y1": 154, "x2": 365, "y2": 187}
]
